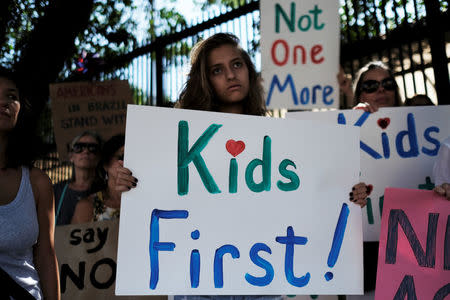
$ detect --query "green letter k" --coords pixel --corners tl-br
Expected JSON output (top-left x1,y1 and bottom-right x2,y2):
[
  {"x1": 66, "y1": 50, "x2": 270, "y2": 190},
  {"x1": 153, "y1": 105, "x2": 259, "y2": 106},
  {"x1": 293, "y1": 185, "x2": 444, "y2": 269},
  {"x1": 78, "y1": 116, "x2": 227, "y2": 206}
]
[{"x1": 178, "y1": 120, "x2": 222, "y2": 195}]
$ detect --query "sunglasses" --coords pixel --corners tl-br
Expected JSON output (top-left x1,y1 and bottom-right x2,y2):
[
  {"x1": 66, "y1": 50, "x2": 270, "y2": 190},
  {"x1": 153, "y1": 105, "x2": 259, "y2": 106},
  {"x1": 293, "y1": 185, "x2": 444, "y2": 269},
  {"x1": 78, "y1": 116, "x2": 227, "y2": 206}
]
[
  {"x1": 72, "y1": 142, "x2": 99, "y2": 154},
  {"x1": 361, "y1": 78, "x2": 397, "y2": 93}
]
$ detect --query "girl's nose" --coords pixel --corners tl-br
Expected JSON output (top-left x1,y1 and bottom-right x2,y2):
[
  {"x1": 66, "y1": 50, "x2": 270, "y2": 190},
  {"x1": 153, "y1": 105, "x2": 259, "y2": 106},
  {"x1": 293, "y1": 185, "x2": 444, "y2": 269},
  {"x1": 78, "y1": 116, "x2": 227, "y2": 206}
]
[{"x1": 225, "y1": 67, "x2": 236, "y2": 80}]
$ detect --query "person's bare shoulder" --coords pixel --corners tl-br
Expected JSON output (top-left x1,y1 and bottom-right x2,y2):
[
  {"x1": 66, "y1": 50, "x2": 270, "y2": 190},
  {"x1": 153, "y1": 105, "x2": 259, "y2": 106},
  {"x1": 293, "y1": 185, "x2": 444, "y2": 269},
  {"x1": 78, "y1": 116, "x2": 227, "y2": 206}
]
[
  {"x1": 30, "y1": 167, "x2": 52, "y2": 186},
  {"x1": 29, "y1": 167, "x2": 53, "y2": 203}
]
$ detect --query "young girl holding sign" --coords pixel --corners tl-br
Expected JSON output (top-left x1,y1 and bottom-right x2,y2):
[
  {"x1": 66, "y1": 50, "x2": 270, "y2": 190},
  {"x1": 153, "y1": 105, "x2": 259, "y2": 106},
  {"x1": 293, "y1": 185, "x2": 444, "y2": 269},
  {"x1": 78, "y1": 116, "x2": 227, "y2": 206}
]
[
  {"x1": 176, "y1": 33, "x2": 368, "y2": 298},
  {"x1": 0, "y1": 67, "x2": 60, "y2": 299},
  {"x1": 117, "y1": 33, "x2": 368, "y2": 297},
  {"x1": 175, "y1": 30, "x2": 283, "y2": 300}
]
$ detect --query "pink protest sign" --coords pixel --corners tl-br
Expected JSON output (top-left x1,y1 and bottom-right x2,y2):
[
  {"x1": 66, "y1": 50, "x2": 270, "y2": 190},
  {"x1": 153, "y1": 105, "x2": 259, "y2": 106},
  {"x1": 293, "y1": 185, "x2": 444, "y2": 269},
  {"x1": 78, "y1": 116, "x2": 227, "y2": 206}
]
[{"x1": 375, "y1": 188, "x2": 450, "y2": 300}]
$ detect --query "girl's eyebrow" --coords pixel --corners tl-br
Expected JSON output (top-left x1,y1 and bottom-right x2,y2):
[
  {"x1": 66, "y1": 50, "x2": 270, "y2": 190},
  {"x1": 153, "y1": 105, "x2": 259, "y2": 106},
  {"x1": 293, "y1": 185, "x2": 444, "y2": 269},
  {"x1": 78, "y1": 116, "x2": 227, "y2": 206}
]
[
  {"x1": 209, "y1": 57, "x2": 242, "y2": 68},
  {"x1": 209, "y1": 63, "x2": 223, "y2": 69},
  {"x1": 231, "y1": 57, "x2": 243, "y2": 62}
]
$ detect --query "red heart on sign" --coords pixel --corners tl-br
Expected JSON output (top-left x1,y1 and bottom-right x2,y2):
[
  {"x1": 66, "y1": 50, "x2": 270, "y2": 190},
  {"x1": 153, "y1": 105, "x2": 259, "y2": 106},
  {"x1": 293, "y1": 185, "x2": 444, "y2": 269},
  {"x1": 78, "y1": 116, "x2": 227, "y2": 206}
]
[
  {"x1": 377, "y1": 118, "x2": 390, "y2": 129},
  {"x1": 226, "y1": 140, "x2": 245, "y2": 157}
]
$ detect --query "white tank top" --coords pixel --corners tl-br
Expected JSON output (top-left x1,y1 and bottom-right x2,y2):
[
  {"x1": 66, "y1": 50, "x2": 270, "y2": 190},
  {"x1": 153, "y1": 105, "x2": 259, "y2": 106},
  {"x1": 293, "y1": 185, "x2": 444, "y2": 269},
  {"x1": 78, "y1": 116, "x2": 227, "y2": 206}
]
[{"x1": 0, "y1": 167, "x2": 42, "y2": 299}]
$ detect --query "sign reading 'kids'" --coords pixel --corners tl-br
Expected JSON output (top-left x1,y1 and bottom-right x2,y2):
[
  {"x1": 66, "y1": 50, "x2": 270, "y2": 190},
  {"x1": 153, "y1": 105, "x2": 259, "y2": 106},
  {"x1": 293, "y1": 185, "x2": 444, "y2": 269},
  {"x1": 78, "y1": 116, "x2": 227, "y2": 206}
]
[
  {"x1": 116, "y1": 106, "x2": 363, "y2": 295},
  {"x1": 287, "y1": 106, "x2": 450, "y2": 241},
  {"x1": 261, "y1": 0, "x2": 340, "y2": 109}
]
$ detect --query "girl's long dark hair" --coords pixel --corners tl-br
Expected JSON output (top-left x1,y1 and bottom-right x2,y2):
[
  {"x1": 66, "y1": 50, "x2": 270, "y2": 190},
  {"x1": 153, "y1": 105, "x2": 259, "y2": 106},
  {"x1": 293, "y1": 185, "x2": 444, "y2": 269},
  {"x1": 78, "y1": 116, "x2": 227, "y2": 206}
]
[{"x1": 177, "y1": 33, "x2": 266, "y2": 116}]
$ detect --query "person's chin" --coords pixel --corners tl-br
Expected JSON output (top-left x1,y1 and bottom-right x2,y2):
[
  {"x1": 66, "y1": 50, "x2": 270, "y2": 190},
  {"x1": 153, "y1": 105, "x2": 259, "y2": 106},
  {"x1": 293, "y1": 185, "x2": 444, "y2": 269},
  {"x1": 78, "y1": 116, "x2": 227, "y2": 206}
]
[
  {"x1": 376, "y1": 99, "x2": 393, "y2": 107},
  {"x1": 221, "y1": 94, "x2": 245, "y2": 104}
]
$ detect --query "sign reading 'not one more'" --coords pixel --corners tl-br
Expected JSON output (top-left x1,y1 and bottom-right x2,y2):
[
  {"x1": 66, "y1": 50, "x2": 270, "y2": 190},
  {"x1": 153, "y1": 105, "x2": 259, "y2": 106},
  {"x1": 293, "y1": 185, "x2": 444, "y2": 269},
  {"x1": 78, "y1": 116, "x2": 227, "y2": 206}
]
[
  {"x1": 116, "y1": 106, "x2": 363, "y2": 295},
  {"x1": 261, "y1": 0, "x2": 340, "y2": 109}
]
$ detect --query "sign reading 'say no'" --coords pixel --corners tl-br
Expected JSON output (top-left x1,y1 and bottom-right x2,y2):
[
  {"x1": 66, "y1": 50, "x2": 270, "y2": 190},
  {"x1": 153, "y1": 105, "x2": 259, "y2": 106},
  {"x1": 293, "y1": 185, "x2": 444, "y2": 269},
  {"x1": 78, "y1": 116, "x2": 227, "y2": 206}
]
[
  {"x1": 261, "y1": 0, "x2": 340, "y2": 109},
  {"x1": 116, "y1": 106, "x2": 363, "y2": 295}
]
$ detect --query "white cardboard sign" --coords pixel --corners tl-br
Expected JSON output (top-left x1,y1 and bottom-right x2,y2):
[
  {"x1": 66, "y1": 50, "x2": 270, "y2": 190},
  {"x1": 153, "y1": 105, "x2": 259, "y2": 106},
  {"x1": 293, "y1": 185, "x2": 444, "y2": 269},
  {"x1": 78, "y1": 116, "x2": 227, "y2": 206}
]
[
  {"x1": 287, "y1": 106, "x2": 450, "y2": 241},
  {"x1": 261, "y1": 0, "x2": 340, "y2": 109},
  {"x1": 116, "y1": 106, "x2": 363, "y2": 295}
]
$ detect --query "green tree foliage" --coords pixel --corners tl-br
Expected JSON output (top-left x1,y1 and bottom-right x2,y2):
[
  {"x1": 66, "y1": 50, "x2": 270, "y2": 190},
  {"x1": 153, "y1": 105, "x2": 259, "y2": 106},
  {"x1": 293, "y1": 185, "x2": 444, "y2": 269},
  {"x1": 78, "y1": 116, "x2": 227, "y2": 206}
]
[
  {"x1": 0, "y1": 0, "x2": 188, "y2": 110},
  {"x1": 0, "y1": 0, "x2": 139, "y2": 75}
]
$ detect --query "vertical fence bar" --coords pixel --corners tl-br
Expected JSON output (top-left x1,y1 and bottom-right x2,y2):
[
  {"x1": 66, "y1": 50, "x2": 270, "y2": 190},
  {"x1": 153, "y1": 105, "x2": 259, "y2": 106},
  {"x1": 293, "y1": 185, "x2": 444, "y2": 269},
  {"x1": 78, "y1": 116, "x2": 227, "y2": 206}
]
[
  {"x1": 392, "y1": 0, "x2": 408, "y2": 99},
  {"x1": 424, "y1": 0, "x2": 450, "y2": 104},
  {"x1": 155, "y1": 43, "x2": 164, "y2": 106},
  {"x1": 411, "y1": 0, "x2": 429, "y2": 96},
  {"x1": 402, "y1": 0, "x2": 417, "y2": 96}
]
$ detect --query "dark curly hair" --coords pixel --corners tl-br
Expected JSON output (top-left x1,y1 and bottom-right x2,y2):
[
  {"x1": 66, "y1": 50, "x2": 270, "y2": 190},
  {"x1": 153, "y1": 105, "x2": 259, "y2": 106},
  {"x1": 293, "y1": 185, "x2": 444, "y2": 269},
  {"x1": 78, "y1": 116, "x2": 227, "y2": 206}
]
[
  {"x1": 0, "y1": 67, "x2": 41, "y2": 168},
  {"x1": 176, "y1": 33, "x2": 266, "y2": 116}
]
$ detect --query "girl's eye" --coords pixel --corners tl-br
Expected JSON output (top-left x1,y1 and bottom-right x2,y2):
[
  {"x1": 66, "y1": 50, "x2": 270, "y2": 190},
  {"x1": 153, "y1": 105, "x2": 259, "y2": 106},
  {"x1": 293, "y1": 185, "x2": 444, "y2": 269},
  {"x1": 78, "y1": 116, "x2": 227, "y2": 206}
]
[
  {"x1": 7, "y1": 93, "x2": 18, "y2": 101},
  {"x1": 211, "y1": 68, "x2": 222, "y2": 75},
  {"x1": 233, "y1": 61, "x2": 243, "y2": 68}
]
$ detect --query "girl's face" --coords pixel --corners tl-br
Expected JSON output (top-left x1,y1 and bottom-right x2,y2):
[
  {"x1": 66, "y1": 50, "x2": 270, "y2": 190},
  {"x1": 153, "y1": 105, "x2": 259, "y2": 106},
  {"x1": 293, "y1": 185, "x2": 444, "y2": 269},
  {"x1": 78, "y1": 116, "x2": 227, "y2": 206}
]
[
  {"x1": 70, "y1": 135, "x2": 100, "y2": 169},
  {"x1": 207, "y1": 44, "x2": 250, "y2": 107},
  {"x1": 0, "y1": 77, "x2": 20, "y2": 131},
  {"x1": 359, "y1": 68, "x2": 397, "y2": 108}
]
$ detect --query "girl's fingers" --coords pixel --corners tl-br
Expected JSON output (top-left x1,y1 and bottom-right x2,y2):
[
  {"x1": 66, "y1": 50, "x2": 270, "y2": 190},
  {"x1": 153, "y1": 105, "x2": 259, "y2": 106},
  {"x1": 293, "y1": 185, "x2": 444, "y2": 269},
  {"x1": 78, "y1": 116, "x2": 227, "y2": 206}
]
[
  {"x1": 117, "y1": 165, "x2": 133, "y2": 176},
  {"x1": 350, "y1": 182, "x2": 371, "y2": 206},
  {"x1": 434, "y1": 183, "x2": 450, "y2": 200},
  {"x1": 434, "y1": 185, "x2": 444, "y2": 195},
  {"x1": 356, "y1": 198, "x2": 367, "y2": 208}
]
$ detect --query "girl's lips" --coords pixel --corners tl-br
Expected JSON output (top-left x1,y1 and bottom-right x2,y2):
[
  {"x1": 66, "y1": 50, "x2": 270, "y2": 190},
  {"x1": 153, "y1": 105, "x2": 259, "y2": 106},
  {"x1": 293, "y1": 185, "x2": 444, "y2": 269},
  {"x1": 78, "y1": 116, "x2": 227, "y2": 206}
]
[{"x1": 227, "y1": 84, "x2": 241, "y2": 91}]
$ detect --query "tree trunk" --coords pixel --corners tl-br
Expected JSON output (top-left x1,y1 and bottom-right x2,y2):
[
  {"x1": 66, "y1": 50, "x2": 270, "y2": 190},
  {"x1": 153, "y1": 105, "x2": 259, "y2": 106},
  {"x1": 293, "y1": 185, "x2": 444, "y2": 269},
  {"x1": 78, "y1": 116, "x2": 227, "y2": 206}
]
[{"x1": 15, "y1": 0, "x2": 95, "y2": 113}]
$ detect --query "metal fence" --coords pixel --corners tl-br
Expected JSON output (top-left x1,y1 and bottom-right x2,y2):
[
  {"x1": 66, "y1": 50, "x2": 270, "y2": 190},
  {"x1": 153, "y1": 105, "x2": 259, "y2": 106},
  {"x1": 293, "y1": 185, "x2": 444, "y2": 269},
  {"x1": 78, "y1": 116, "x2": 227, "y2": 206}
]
[
  {"x1": 99, "y1": 0, "x2": 449, "y2": 107},
  {"x1": 37, "y1": 0, "x2": 449, "y2": 184}
]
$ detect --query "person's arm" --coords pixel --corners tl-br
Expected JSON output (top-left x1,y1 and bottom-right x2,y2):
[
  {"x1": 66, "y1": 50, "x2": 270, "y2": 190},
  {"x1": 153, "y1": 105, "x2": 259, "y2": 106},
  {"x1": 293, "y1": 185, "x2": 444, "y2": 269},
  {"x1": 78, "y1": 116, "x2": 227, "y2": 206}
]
[
  {"x1": 337, "y1": 66, "x2": 354, "y2": 103},
  {"x1": 71, "y1": 195, "x2": 95, "y2": 224},
  {"x1": 30, "y1": 168, "x2": 60, "y2": 300}
]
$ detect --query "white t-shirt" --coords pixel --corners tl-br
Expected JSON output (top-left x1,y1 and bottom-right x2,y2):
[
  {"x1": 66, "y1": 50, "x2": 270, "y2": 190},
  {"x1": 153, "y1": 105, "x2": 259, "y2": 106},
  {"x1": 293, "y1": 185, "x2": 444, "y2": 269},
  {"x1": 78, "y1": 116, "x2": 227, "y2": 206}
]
[{"x1": 432, "y1": 136, "x2": 450, "y2": 186}]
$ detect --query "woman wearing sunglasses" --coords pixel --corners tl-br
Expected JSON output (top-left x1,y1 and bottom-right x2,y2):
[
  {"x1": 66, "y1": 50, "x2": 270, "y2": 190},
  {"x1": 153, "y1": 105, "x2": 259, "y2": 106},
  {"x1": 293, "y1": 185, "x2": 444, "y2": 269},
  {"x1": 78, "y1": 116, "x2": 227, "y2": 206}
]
[
  {"x1": 71, "y1": 134, "x2": 137, "y2": 223},
  {"x1": 352, "y1": 61, "x2": 402, "y2": 112},
  {"x1": 53, "y1": 131, "x2": 102, "y2": 225}
]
